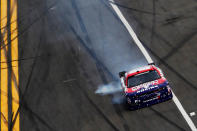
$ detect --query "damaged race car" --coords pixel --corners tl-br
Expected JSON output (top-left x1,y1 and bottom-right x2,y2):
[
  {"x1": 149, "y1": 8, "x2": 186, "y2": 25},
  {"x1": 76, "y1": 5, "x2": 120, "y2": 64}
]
[{"x1": 119, "y1": 64, "x2": 173, "y2": 110}]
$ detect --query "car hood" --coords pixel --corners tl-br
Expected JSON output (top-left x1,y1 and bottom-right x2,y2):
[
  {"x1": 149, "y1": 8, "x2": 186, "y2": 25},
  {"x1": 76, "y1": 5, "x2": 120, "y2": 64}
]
[{"x1": 125, "y1": 78, "x2": 168, "y2": 94}]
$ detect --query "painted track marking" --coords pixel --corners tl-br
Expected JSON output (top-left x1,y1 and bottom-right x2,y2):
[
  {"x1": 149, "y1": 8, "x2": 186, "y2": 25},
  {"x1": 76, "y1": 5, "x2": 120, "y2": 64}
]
[
  {"x1": 0, "y1": 0, "x2": 20, "y2": 130},
  {"x1": 10, "y1": 0, "x2": 20, "y2": 130},
  {"x1": 109, "y1": 0, "x2": 197, "y2": 131},
  {"x1": 1, "y1": 0, "x2": 9, "y2": 130}
]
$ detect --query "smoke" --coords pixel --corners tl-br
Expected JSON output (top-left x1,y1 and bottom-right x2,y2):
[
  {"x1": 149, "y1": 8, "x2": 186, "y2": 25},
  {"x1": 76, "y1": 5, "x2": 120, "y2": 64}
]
[
  {"x1": 58, "y1": 0, "x2": 148, "y2": 104},
  {"x1": 95, "y1": 81, "x2": 126, "y2": 104},
  {"x1": 95, "y1": 81, "x2": 121, "y2": 95},
  {"x1": 111, "y1": 93, "x2": 125, "y2": 104}
]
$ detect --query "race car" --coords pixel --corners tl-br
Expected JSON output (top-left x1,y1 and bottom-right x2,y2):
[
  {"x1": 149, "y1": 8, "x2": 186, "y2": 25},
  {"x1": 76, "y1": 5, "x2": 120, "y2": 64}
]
[{"x1": 119, "y1": 64, "x2": 173, "y2": 110}]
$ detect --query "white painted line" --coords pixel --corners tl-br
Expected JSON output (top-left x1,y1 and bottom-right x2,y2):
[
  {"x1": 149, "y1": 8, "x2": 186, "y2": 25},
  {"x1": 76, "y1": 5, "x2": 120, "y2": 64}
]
[
  {"x1": 109, "y1": 0, "x2": 153, "y2": 64},
  {"x1": 109, "y1": 1, "x2": 197, "y2": 131},
  {"x1": 172, "y1": 92, "x2": 197, "y2": 131}
]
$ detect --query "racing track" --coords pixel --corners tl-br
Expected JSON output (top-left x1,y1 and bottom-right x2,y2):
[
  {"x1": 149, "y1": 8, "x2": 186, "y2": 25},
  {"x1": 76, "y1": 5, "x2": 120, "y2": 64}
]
[{"x1": 6, "y1": 0, "x2": 197, "y2": 130}]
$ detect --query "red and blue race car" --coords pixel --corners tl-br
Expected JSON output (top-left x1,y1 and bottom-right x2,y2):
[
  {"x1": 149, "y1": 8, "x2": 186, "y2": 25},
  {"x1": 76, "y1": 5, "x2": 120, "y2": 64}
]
[{"x1": 119, "y1": 64, "x2": 173, "y2": 110}]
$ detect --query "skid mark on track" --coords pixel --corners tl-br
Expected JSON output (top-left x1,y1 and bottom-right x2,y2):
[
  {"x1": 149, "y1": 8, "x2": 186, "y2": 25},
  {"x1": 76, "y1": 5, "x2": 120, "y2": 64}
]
[
  {"x1": 1, "y1": 1, "x2": 58, "y2": 50},
  {"x1": 150, "y1": 108, "x2": 186, "y2": 131},
  {"x1": 163, "y1": 16, "x2": 183, "y2": 25},
  {"x1": 123, "y1": 10, "x2": 173, "y2": 48},
  {"x1": 0, "y1": 89, "x2": 19, "y2": 103},
  {"x1": 141, "y1": 40, "x2": 197, "y2": 91},
  {"x1": 76, "y1": 82, "x2": 119, "y2": 131},
  {"x1": 0, "y1": 55, "x2": 47, "y2": 64},
  {"x1": 22, "y1": 101, "x2": 55, "y2": 131},
  {"x1": 67, "y1": 12, "x2": 130, "y2": 129},
  {"x1": 71, "y1": 1, "x2": 144, "y2": 130},
  {"x1": 109, "y1": 1, "x2": 159, "y2": 15},
  {"x1": 158, "y1": 31, "x2": 197, "y2": 65},
  {"x1": 109, "y1": 1, "x2": 197, "y2": 130},
  {"x1": 68, "y1": 19, "x2": 116, "y2": 81},
  {"x1": 70, "y1": 44, "x2": 130, "y2": 131},
  {"x1": 109, "y1": 1, "x2": 197, "y2": 92},
  {"x1": 113, "y1": 105, "x2": 130, "y2": 131},
  {"x1": 105, "y1": 0, "x2": 173, "y2": 48},
  {"x1": 48, "y1": 5, "x2": 121, "y2": 129},
  {"x1": 11, "y1": 18, "x2": 55, "y2": 130},
  {"x1": 150, "y1": 0, "x2": 156, "y2": 45},
  {"x1": 71, "y1": 29, "x2": 130, "y2": 131},
  {"x1": 69, "y1": 46, "x2": 119, "y2": 130}
]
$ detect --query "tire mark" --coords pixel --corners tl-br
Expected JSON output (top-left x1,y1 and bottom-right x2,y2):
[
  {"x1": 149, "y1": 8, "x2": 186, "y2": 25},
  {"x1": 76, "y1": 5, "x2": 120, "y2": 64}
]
[
  {"x1": 132, "y1": 9, "x2": 197, "y2": 91},
  {"x1": 21, "y1": 101, "x2": 53, "y2": 131},
  {"x1": 1, "y1": 1, "x2": 58, "y2": 50},
  {"x1": 141, "y1": 39, "x2": 197, "y2": 90},
  {"x1": 20, "y1": 101, "x2": 41, "y2": 131},
  {"x1": 10, "y1": 17, "x2": 55, "y2": 130},
  {"x1": 70, "y1": 1, "x2": 133, "y2": 130},
  {"x1": 70, "y1": 1, "x2": 131, "y2": 130},
  {"x1": 70, "y1": 20, "x2": 132, "y2": 131},
  {"x1": 95, "y1": 64, "x2": 130, "y2": 131},
  {"x1": 68, "y1": 45, "x2": 119, "y2": 131},
  {"x1": 71, "y1": 26, "x2": 117, "y2": 80},
  {"x1": 0, "y1": 89, "x2": 19, "y2": 104},
  {"x1": 0, "y1": 113, "x2": 9, "y2": 128},
  {"x1": 119, "y1": 8, "x2": 173, "y2": 48},
  {"x1": 76, "y1": 82, "x2": 119, "y2": 131},
  {"x1": 72, "y1": 56, "x2": 119, "y2": 130},
  {"x1": 150, "y1": 108, "x2": 186, "y2": 131},
  {"x1": 44, "y1": 4, "x2": 120, "y2": 130},
  {"x1": 1, "y1": 29, "x2": 20, "y2": 105},
  {"x1": 95, "y1": 60, "x2": 130, "y2": 131},
  {"x1": 0, "y1": 0, "x2": 20, "y2": 115},
  {"x1": 95, "y1": 64, "x2": 109, "y2": 84},
  {"x1": 103, "y1": 0, "x2": 173, "y2": 48},
  {"x1": 71, "y1": 0, "x2": 114, "y2": 84},
  {"x1": 150, "y1": 0, "x2": 156, "y2": 44},
  {"x1": 163, "y1": 16, "x2": 182, "y2": 25},
  {"x1": 1, "y1": 0, "x2": 50, "y2": 30},
  {"x1": 5, "y1": 3, "x2": 60, "y2": 124},
  {"x1": 158, "y1": 31, "x2": 197, "y2": 65},
  {"x1": 0, "y1": 55, "x2": 49, "y2": 64},
  {"x1": 99, "y1": 0, "x2": 122, "y2": 22},
  {"x1": 70, "y1": 46, "x2": 95, "y2": 87},
  {"x1": 69, "y1": 26, "x2": 120, "y2": 131},
  {"x1": 113, "y1": 104, "x2": 130, "y2": 131},
  {"x1": 70, "y1": 45, "x2": 121, "y2": 130},
  {"x1": 71, "y1": 44, "x2": 130, "y2": 131},
  {"x1": 109, "y1": 1, "x2": 160, "y2": 15},
  {"x1": 69, "y1": 0, "x2": 117, "y2": 81},
  {"x1": 7, "y1": 1, "x2": 13, "y2": 130}
]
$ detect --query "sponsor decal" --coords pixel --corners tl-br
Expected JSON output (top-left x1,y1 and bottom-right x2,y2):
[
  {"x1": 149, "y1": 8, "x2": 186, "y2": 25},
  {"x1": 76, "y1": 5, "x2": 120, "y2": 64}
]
[
  {"x1": 143, "y1": 97, "x2": 158, "y2": 103},
  {"x1": 132, "y1": 80, "x2": 158, "y2": 92}
]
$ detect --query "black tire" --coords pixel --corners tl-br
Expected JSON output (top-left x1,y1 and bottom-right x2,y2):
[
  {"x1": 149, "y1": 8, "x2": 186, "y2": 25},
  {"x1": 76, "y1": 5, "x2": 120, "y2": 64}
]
[
  {"x1": 123, "y1": 97, "x2": 130, "y2": 110},
  {"x1": 119, "y1": 71, "x2": 126, "y2": 78}
]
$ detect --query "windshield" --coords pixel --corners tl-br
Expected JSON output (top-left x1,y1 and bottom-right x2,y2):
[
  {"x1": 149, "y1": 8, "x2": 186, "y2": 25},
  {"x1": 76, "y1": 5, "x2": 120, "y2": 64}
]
[{"x1": 127, "y1": 70, "x2": 161, "y2": 88}]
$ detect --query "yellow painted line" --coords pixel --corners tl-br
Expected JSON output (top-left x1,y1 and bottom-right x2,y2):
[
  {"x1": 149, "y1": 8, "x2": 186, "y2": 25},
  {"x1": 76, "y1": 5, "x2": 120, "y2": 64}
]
[
  {"x1": 10, "y1": 0, "x2": 20, "y2": 130},
  {"x1": 1, "y1": 0, "x2": 19, "y2": 130},
  {"x1": 1, "y1": 0, "x2": 8, "y2": 131}
]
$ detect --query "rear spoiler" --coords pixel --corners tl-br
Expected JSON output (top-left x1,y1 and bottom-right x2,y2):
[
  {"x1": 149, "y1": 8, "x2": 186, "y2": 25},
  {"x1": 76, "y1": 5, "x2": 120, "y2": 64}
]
[
  {"x1": 119, "y1": 71, "x2": 126, "y2": 78},
  {"x1": 148, "y1": 63, "x2": 155, "y2": 65}
]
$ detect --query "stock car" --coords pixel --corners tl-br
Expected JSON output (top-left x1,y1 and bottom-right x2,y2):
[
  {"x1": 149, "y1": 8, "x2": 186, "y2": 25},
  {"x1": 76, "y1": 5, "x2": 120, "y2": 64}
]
[{"x1": 119, "y1": 64, "x2": 173, "y2": 110}]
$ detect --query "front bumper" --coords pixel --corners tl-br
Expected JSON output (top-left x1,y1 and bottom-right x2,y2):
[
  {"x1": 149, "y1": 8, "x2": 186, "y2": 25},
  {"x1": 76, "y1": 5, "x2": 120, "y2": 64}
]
[{"x1": 127, "y1": 91, "x2": 173, "y2": 110}]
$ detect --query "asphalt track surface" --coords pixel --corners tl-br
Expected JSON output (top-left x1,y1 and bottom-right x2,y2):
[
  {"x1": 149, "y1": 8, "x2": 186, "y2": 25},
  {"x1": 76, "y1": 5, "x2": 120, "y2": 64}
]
[{"x1": 16, "y1": 0, "x2": 197, "y2": 130}]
